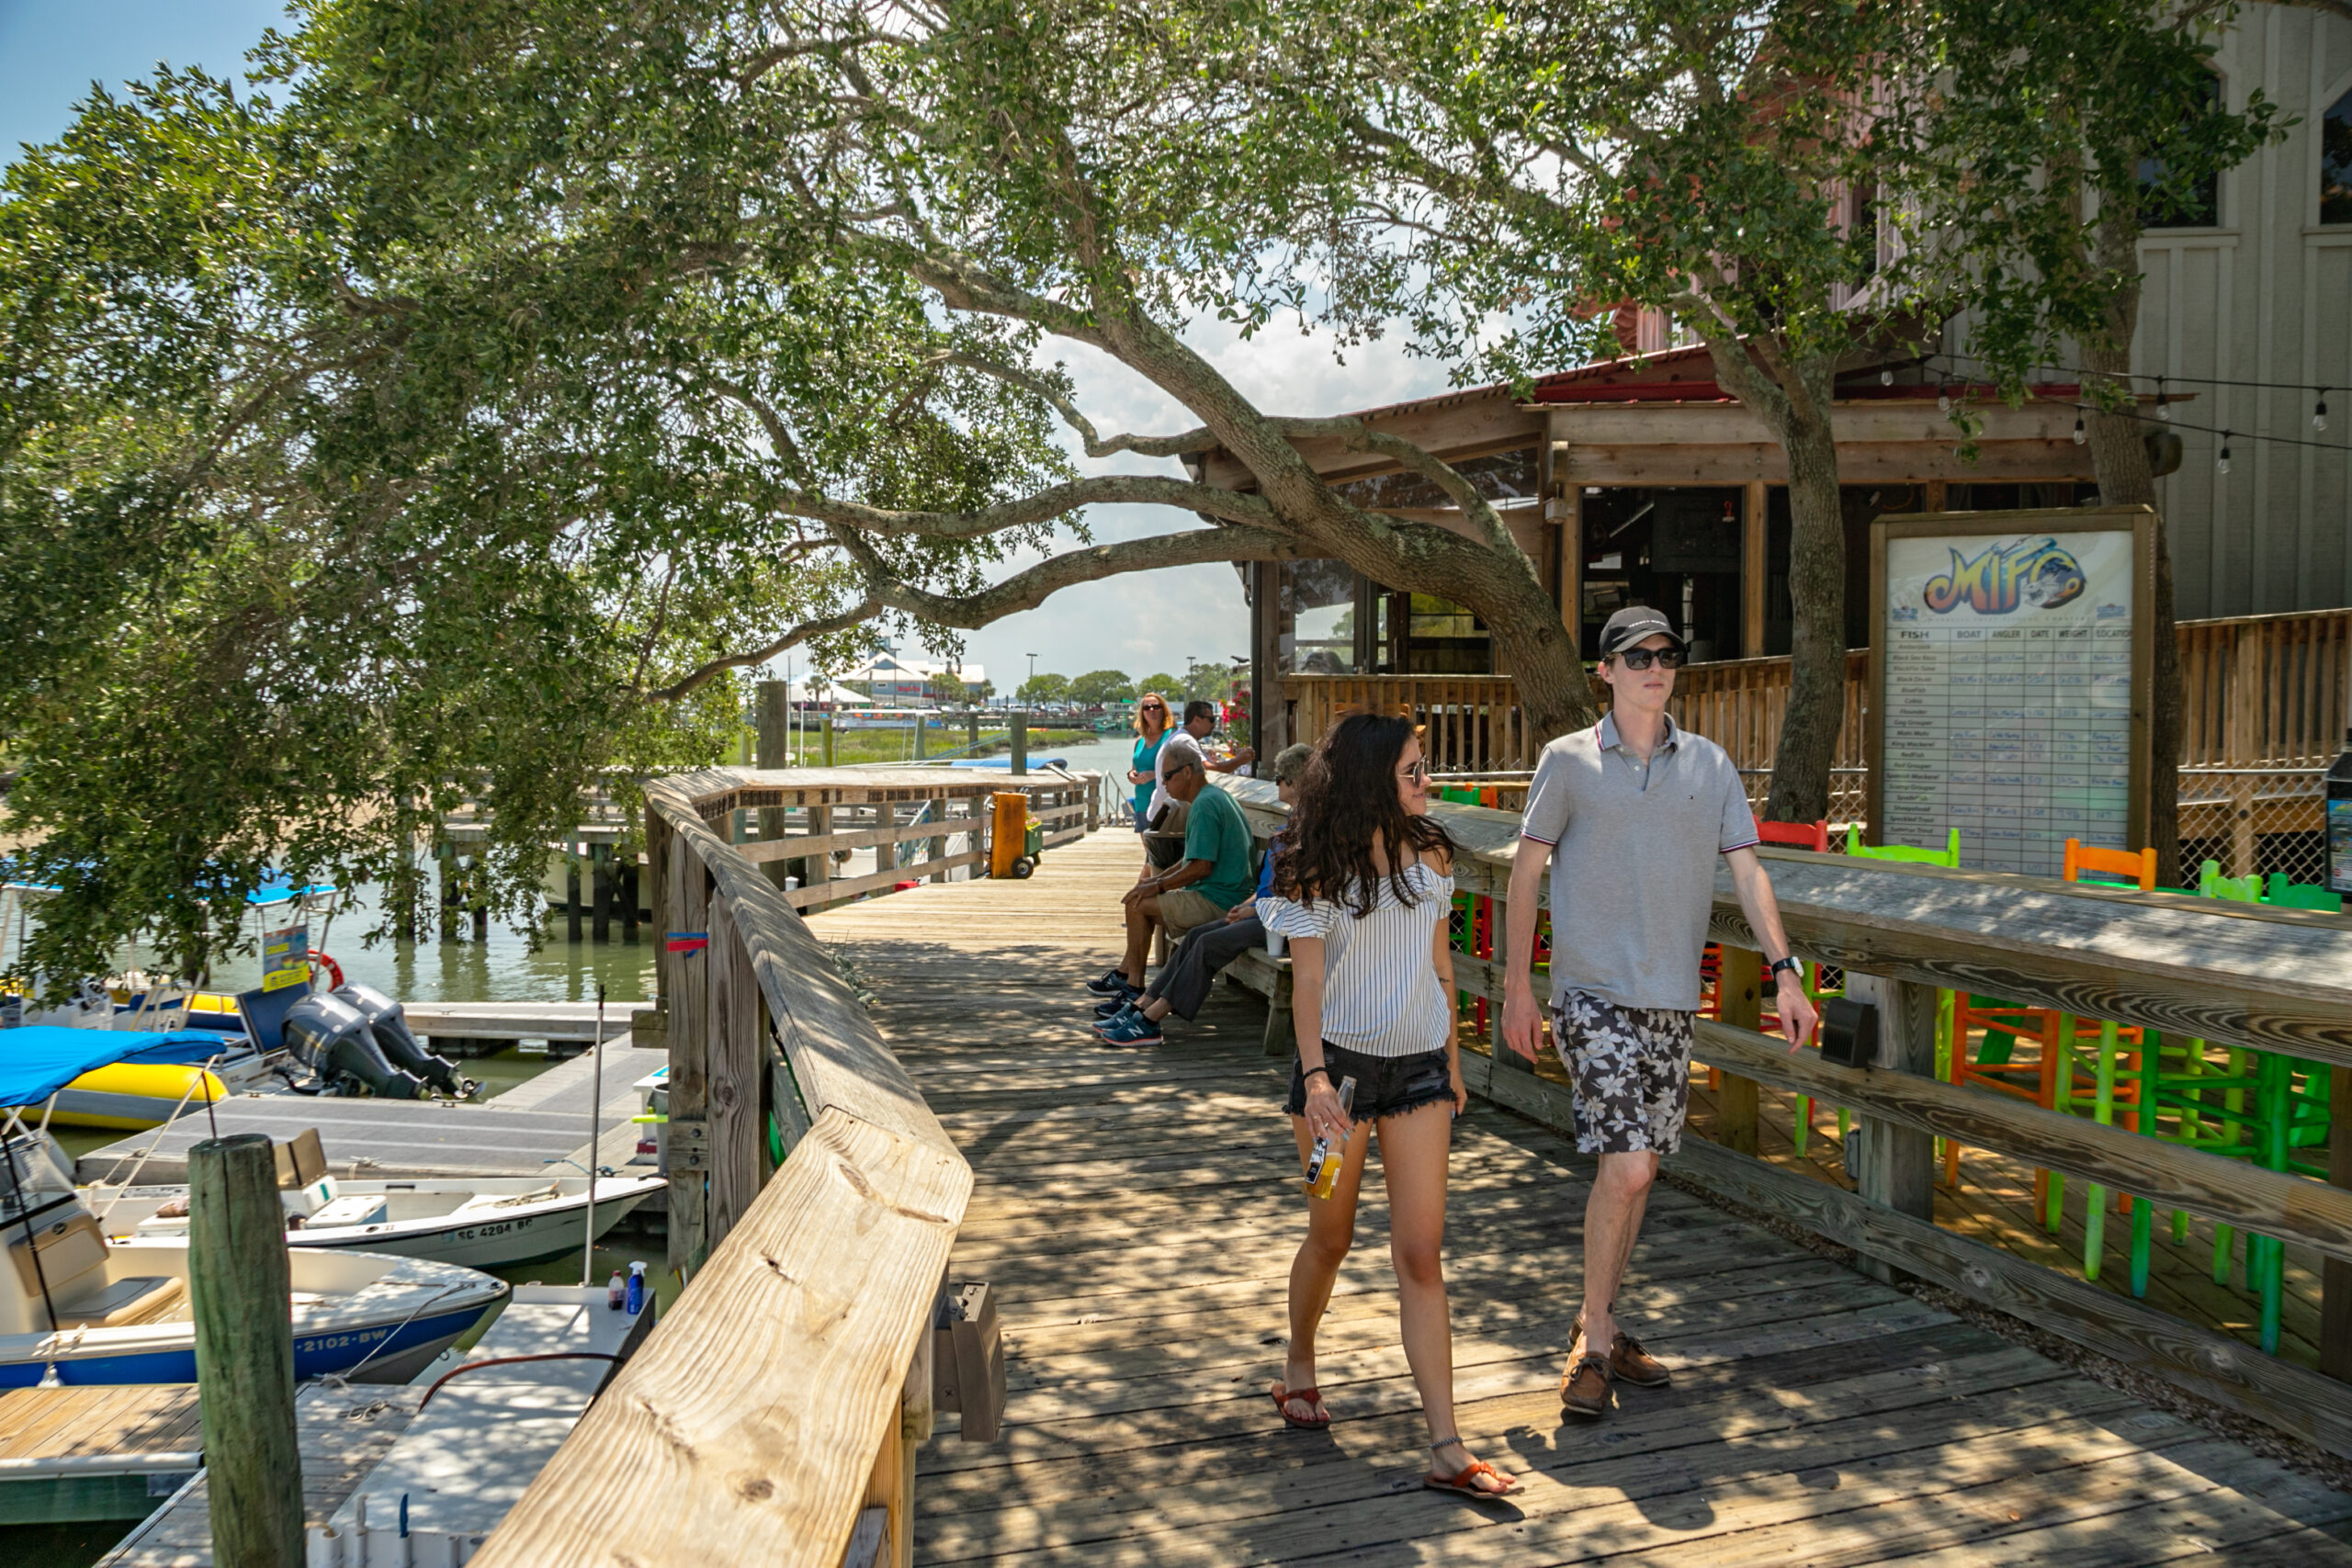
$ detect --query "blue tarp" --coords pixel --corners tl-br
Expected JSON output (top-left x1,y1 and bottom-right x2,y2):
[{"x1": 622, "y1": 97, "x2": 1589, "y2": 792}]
[
  {"x1": 0, "y1": 1026, "x2": 237, "y2": 1108},
  {"x1": 945, "y1": 757, "x2": 1069, "y2": 770}
]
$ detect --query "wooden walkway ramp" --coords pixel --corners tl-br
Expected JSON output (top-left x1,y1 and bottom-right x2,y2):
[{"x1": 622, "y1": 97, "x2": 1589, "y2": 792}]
[{"x1": 808, "y1": 830, "x2": 2352, "y2": 1566}]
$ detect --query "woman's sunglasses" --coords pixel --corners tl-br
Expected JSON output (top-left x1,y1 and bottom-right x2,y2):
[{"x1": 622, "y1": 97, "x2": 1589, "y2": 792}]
[
  {"x1": 1613, "y1": 647, "x2": 1687, "y2": 671},
  {"x1": 1397, "y1": 761, "x2": 1430, "y2": 782},
  {"x1": 1139, "y1": 702, "x2": 1166, "y2": 713}
]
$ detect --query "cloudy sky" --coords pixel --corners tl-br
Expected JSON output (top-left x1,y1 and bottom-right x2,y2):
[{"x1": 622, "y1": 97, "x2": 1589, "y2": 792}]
[{"x1": 4, "y1": 1, "x2": 1450, "y2": 689}]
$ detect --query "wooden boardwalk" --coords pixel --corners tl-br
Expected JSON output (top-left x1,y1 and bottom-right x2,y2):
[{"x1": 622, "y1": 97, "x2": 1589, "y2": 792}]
[{"x1": 809, "y1": 830, "x2": 2352, "y2": 1565}]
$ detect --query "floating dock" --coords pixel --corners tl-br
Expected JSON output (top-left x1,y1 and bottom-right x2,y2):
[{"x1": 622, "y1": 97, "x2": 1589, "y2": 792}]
[
  {"x1": 402, "y1": 1001, "x2": 633, "y2": 1052},
  {"x1": 74, "y1": 1045, "x2": 658, "y2": 1186},
  {"x1": 0, "y1": 1384, "x2": 201, "y2": 1526},
  {"x1": 85, "y1": 1287, "x2": 650, "y2": 1567}
]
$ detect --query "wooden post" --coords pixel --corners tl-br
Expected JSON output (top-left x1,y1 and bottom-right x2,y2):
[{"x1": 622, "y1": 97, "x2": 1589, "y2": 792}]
[
  {"x1": 1557, "y1": 454, "x2": 1583, "y2": 660},
  {"x1": 2324, "y1": 1064, "x2": 2352, "y2": 1381},
  {"x1": 665, "y1": 840, "x2": 711, "y2": 1271},
  {"x1": 437, "y1": 842, "x2": 458, "y2": 941},
  {"x1": 565, "y1": 850, "x2": 583, "y2": 943},
  {"x1": 620, "y1": 856, "x2": 640, "y2": 944},
  {"x1": 1849, "y1": 973, "x2": 1939, "y2": 1283},
  {"x1": 188, "y1": 1133, "x2": 303, "y2": 1568},
  {"x1": 645, "y1": 809, "x2": 672, "y2": 1006},
  {"x1": 821, "y1": 712, "x2": 836, "y2": 768},
  {"x1": 1714, "y1": 946, "x2": 1764, "y2": 1156},
  {"x1": 756, "y1": 682, "x2": 792, "y2": 891},
  {"x1": 1010, "y1": 710, "x2": 1028, "y2": 775},
  {"x1": 1742, "y1": 480, "x2": 1770, "y2": 658},
  {"x1": 967, "y1": 712, "x2": 980, "y2": 751},
  {"x1": 805, "y1": 797, "x2": 831, "y2": 905},
  {"x1": 705, "y1": 894, "x2": 763, "y2": 1249},
  {"x1": 913, "y1": 714, "x2": 928, "y2": 761},
  {"x1": 469, "y1": 855, "x2": 490, "y2": 941},
  {"x1": 591, "y1": 842, "x2": 613, "y2": 942}
]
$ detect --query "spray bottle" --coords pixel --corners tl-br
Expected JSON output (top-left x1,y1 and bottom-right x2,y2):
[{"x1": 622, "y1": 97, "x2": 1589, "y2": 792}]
[
  {"x1": 626, "y1": 1259, "x2": 647, "y2": 1315},
  {"x1": 1303, "y1": 1077, "x2": 1358, "y2": 1201}
]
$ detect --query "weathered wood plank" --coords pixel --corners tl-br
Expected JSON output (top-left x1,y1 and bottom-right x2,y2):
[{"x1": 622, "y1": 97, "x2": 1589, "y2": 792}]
[{"x1": 469, "y1": 1111, "x2": 970, "y2": 1568}]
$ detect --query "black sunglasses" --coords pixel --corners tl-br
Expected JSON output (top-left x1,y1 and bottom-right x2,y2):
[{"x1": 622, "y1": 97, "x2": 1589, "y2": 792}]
[{"x1": 1612, "y1": 647, "x2": 1687, "y2": 671}]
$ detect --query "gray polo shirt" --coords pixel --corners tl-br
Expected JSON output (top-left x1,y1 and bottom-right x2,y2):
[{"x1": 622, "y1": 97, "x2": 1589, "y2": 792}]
[{"x1": 1521, "y1": 713, "x2": 1758, "y2": 1012}]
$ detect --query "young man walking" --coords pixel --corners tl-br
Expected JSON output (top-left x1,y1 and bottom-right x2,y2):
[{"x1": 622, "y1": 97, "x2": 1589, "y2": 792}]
[{"x1": 1499, "y1": 606, "x2": 1818, "y2": 1419}]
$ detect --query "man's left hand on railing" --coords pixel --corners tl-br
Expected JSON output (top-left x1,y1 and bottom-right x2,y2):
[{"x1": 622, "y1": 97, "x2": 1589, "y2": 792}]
[{"x1": 1773, "y1": 971, "x2": 1818, "y2": 1054}]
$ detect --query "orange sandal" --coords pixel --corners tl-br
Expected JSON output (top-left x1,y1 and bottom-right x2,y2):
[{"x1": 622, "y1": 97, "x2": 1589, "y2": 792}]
[
  {"x1": 1424, "y1": 1437, "x2": 1518, "y2": 1500},
  {"x1": 1270, "y1": 1382, "x2": 1329, "y2": 1429}
]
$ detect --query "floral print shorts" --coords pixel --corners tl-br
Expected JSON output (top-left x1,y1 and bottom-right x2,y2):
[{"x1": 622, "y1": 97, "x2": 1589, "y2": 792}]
[{"x1": 1552, "y1": 991, "x2": 1697, "y2": 1156}]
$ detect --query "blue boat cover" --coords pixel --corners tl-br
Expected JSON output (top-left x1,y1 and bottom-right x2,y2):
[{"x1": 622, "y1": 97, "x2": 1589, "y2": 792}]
[{"x1": 0, "y1": 1026, "x2": 237, "y2": 1108}]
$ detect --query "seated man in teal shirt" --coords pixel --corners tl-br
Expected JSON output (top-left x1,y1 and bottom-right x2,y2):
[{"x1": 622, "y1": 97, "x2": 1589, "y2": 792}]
[{"x1": 1097, "y1": 748, "x2": 1254, "y2": 999}]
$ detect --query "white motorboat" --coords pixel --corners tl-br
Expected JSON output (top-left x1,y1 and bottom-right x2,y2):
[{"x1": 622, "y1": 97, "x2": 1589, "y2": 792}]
[
  {"x1": 1, "y1": 1134, "x2": 506, "y2": 1390},
  {"x1": 94, "y1": 1166, "x2": 664, "y2": 1272}
]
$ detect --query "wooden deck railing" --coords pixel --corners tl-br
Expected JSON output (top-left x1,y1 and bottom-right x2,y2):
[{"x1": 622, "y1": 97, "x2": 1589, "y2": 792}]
[
  {"x1": 1283, "y1": 605, "x2": 2347, "y2": 777},
  {"x1": 470, "y1": 767, "x2": 980, "y2": 1568},
  {"x1": 708, "y1": 767, "x2": 1097, "y2": 910},
  {"x1": 1215, "y1": 775, "x2": 2352, "y2": 1459}
]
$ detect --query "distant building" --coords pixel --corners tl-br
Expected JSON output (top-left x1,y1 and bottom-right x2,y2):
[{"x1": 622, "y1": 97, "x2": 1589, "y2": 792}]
[{"x1": 831, "y1": 654, "x2": 984, "y2": 705}]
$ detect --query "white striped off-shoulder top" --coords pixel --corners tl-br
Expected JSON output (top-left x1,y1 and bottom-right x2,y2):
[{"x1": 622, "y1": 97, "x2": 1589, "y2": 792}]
[{"x1": 1257, "y1": 860, "x2": 1454, "y2": 1059}]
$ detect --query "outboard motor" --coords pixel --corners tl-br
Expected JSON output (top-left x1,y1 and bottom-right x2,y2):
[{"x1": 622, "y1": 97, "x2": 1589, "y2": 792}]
[
  {"x1": 283, "y1": 992, "x2": 424, "y2": 1100},
  {"x1": 334, "y1": 982, "x2": 472, "y2": 1098}
]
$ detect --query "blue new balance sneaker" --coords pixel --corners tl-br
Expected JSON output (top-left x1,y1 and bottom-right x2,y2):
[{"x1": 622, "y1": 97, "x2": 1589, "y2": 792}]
[
  {"x1": 1094, "y1": 992, "x2": 1142, "y2": 1019},
  {"x1": 1091, "y1": 1002, "x2": 1141, "y2": 1034},
  {"x1": 1085, "y1": 966, "x2": 1136, "y2": 997},
  {"x1": 1098, "y1": 1012, "x2": 1164, "y2": 1046}
]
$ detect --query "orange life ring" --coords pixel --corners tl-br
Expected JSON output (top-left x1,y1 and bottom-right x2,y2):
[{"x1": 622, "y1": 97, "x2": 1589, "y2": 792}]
[{"x1": 310, "y1": 950, "x2": 346, "y2": 991}]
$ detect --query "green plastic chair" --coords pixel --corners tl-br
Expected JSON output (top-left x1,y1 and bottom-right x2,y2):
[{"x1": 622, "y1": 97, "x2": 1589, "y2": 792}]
[
  {"x1": 2265, "y1": 874, "x2": 2340, "y2": 912},
  {"x1": 1841, "y1": 826, "x2": 1962, "y2": 868}
]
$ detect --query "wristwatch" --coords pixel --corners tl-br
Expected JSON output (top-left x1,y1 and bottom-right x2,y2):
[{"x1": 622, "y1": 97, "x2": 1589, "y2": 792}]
[{"x1": 1768, "y1": 955, "x2": 1803, "y2": 982}]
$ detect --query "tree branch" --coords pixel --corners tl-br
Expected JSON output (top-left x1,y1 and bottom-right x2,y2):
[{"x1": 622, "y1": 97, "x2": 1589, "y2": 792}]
[
  {"x1": 941, "y1": 352, "x2": 1222, "y2": 458},
  {"x1": 1335, "y1": 430, "x2": 1519, "y2": 556},
  {"x1": 777, "y1": 472, "x2": 1283, "y2": 536},
  {"x1": 644, "y1": 597, "x2": 881, "y2": 703},
  {"x1": 833, "y1": 525, "x2": 1303, "y2": 628}
]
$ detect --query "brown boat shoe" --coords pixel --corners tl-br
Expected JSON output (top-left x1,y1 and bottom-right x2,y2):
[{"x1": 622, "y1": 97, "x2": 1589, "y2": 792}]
[
  {"x1": 1560, "y1": 1349, "x2": 1611, "y2": 1417},
  {"x1": 1608, "y1": 1330, "x2": 1671, "y2": 1389}
]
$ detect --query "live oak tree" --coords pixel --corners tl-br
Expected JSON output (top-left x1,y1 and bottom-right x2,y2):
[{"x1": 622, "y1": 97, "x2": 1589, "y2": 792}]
[
  {"x1": 1909, "y1": 0, "x2": 2282, "y2": 882},
  {"x1": 6, "y1": 0, "x2": 1609, "y2": 976},
  {"x1": 1067, "y1": 670, "x2": 1138, "y2": 705},
  {"x1": 1249, "y1": 0, "x2": 1941, "y2": 821}
]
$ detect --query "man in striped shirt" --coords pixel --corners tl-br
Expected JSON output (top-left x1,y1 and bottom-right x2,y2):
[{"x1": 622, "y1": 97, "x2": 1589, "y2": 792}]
[{"x1": 1498, "y1": 606, "x2": 1816, "y2": 1420}]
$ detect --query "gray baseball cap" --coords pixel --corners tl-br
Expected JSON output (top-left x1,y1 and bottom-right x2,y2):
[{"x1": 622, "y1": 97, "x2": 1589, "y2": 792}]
[{"x1": 1598, "y1": 605, "x2": 1688, "y2": 657}]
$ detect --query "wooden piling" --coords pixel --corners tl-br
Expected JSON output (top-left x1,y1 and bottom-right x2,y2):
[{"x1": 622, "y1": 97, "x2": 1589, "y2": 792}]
[
  {"x1": 756, "y1": 681, "x2": 792, "y2": 891},
  {"x1": 1713, "y1": 947, "x2": 1763, "y2": 1156},
  {"x1": 469, "y1": 855, "x2": 490, "y2": 941},
  {"x1": 592, "y1": 843, "x2": 613, "y2": 942},
  {"x1": 188, "y1": 1133, "x2": 303, "y2": 1568},
  {"x1": 566, "y1": 851, "x2": 584, "y2": 943},
  {"x1": 621, "y1": 856, "x2": 641, "y2": 943},
  {"x1": 436, "y1": 842, "x2": 459, "y2": 941},
  {"x1": 1010, "y1": 711, "x2": 1028, "y2": 776}
]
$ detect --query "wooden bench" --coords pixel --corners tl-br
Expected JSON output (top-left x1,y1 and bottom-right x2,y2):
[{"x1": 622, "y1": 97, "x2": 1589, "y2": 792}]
[{"x1": 1222, "y1": 946, "x2": 1295, "y2": 1059}]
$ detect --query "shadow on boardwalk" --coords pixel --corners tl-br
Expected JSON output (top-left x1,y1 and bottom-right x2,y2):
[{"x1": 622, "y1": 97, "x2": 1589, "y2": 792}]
[{"x1": 809, "y1": 832, "x2": 2352, "y2": 1566}]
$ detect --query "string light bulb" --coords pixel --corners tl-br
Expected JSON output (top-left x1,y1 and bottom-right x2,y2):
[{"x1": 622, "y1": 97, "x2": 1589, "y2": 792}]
[
  {"x1": 1880, "y1": 368, "x2": 1894, "y2": 386},
  {"x1": 2073, "y1": 414, "x2": 2086, "y2": 445},
  {"x1": 2316, "y1": 391, "x2": 2330, "y2": 433},
  {"x1": 2217, "y1": 433, "x2": 2233, "y2": 475},
  {"x1": 2156, "y1": 375, "x2": 2169, "y2": 421},
  {"x1": 1937, "y1": 381, "x2": 1951, "y2": 414}
]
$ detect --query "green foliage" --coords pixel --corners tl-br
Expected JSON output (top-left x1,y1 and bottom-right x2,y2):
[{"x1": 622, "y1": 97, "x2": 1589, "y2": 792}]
[
  {"x1": 1134, "y1": 675, "x2": 1184, "y2": 705},
  {"x1": 1067, "y1": 670, "x2": 1136, "y2": 705},
  {"x1": 0, "y1": 29, "x2": 1075, "y2": 984},
  {"x1": 1015, "y1": 671, "x2": 1072, "y2": 706}
]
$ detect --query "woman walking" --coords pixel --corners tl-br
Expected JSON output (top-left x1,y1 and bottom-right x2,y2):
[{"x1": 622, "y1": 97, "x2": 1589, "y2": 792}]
[
  {"x1": 1125, "y1": 693, "x2": 1171, "y2": 832},
  {"x1": 1257, "y1": 713, "x2": 1516, "y2": 1501}
]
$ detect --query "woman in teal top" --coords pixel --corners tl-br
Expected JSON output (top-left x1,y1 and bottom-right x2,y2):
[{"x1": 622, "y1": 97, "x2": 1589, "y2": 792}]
[{"x1": 1128, "y1": 692, "x2": 1170, "y2": 830}]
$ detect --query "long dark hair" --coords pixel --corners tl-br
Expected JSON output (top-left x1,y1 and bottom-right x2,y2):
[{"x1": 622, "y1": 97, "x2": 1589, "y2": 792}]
[{"x1": 1271, "y1": 712, "x2": 1453, "y2": 918}]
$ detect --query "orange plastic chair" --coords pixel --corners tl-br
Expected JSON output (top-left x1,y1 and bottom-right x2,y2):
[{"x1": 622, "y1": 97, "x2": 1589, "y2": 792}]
[{"x1": 2062, "y1": 838, "x2": 2155, "y2": 891}]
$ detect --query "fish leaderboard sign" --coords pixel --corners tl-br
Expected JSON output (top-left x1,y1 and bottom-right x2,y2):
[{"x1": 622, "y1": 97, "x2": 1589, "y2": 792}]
[{"x1": 1867, "y1": 506, "x2": 2157, "y2": 878}]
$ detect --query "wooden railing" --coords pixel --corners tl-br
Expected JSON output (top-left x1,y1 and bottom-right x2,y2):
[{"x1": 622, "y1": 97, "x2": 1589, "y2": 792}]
[
  {"x1": 1214, "y1": 775, "x2": 2352, "y2": 1459},
  {"x1": 1284, "y1": 606, "x2": 2347, "y2": 775},
  {"x1": 710, "y1": 767, "x2": 1097, "y2": 910},
  {"x1": 472, "y1": 767, "x2": 976, "y2": 1568}
]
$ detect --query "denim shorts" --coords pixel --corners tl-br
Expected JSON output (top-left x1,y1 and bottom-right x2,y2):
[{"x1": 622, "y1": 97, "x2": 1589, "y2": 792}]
[{"x1": 1284, "y1": 1043, "x2": 1454, "y2": 1121}]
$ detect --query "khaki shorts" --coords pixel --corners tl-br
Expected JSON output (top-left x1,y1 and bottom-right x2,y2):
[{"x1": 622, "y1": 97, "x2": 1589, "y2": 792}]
[{"x1": 1156, "y1": 886, "x2": 1225, "y2": 937}]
